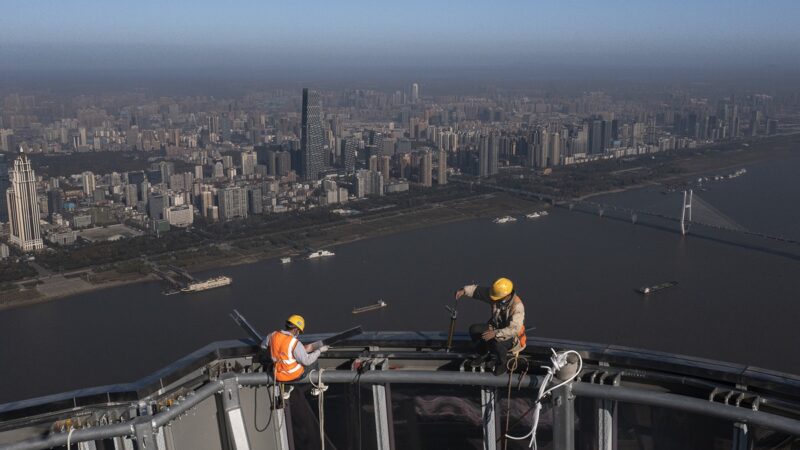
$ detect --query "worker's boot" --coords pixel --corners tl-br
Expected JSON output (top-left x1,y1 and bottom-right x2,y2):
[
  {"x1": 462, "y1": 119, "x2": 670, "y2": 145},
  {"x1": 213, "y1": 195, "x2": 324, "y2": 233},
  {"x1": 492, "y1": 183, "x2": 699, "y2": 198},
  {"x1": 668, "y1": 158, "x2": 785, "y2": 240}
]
[{"x1": 468, "y1": 353, "x2": 491, "y2": 369}]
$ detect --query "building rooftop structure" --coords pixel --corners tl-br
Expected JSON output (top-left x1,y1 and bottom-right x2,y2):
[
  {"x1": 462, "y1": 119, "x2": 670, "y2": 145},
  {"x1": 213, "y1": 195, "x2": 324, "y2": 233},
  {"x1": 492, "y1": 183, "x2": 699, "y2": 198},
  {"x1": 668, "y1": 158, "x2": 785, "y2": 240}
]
[{"x1": 1, "y1": 331, "x2": 800, "y2": 449}]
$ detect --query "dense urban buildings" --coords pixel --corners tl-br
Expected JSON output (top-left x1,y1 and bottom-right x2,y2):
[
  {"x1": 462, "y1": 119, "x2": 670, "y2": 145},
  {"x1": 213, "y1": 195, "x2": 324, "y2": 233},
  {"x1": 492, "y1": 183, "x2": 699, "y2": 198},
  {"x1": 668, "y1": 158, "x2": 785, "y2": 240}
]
[{"x1": 0, "y1": 83, "x2": 792, "y2": 254}]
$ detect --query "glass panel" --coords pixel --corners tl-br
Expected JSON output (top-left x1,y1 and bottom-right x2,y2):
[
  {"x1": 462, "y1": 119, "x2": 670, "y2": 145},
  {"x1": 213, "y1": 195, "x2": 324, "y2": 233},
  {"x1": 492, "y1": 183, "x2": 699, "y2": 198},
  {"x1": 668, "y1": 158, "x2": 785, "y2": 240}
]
[
  {"x1": 391, "y1": 383, "x2": 483, "y2": 450},
  {"x1": 291, "y1": 383, "x2": 377, "y2": 450},
  {"x1": 497, "y1": 387, "x2": 555, "y2": 450},
  {"x1": 750, "y1": 425, "x2": 800, "y2": 450},
  {"x1": 616, "y1": 402, "x2": 733, "y2": 449}
]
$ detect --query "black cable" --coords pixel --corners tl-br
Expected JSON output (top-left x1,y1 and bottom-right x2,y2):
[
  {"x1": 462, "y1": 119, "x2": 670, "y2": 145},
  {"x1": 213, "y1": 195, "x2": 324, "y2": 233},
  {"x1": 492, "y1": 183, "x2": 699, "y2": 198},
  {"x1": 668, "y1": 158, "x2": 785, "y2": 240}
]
[{"x1": 251, "y1": 362, "x2": 273, "y2": 432}]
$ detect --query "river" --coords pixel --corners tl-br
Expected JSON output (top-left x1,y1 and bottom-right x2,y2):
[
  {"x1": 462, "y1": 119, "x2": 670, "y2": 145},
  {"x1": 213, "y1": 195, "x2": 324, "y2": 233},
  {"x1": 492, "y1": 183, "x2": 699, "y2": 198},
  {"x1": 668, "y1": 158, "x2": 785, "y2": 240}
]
[{"x1": 1, "y1": 156, "x2": 799, "y2": 404}]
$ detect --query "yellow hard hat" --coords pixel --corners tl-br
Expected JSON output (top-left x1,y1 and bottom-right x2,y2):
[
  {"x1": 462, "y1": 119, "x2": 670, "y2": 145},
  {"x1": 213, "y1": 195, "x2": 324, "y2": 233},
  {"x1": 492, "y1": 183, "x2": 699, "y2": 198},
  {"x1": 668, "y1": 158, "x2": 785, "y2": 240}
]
[
  {"x1": 489, "y1": 277, "x2": 514, "y2": 301},
  {"x1": 286, "y1": 314, "x2": 306, "y2": 332}
]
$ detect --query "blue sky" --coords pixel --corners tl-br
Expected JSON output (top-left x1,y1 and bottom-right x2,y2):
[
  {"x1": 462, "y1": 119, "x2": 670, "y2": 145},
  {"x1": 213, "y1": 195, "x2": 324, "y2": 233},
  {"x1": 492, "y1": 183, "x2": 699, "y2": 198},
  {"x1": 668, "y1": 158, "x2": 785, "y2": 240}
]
[{"x1": 2, "y1": 0, "x2": 799, "y2": 71}]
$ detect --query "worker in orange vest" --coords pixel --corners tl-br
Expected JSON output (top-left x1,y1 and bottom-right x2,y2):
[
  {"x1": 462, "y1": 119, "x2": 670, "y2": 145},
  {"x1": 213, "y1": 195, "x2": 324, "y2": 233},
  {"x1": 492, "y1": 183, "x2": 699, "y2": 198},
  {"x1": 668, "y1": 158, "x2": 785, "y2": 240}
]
[
  {"x1": 455, "y1": 277, "x2": 527, "y2": 375},
  {"x1": 264, "y1": 314, "x2": 329, "y2": 383}
]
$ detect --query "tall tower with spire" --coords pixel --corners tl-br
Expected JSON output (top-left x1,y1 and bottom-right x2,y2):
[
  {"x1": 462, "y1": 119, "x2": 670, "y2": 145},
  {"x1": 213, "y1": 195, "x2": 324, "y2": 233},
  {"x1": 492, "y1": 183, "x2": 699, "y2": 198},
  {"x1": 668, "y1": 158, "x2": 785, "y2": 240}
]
[{"x1": 7, "y1": 149, "x2": 43, "y2": 251}]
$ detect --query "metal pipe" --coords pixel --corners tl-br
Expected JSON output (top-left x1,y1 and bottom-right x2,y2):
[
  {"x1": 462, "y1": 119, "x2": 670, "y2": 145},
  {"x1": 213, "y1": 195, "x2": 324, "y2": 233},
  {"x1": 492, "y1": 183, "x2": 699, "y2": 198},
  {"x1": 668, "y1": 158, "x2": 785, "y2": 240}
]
[
  {"x1": 0, "y1": 422, "x2": 134, "y2": 450},
  {"x1": 573, "y1": 383, "x2": 800, "y2": 436},
  {"x1": 237, "y1": 370, "x2": 540, "y2": 389},
  {"x1": 152, "y1": 379, "x2": 223, "y2": 427}
]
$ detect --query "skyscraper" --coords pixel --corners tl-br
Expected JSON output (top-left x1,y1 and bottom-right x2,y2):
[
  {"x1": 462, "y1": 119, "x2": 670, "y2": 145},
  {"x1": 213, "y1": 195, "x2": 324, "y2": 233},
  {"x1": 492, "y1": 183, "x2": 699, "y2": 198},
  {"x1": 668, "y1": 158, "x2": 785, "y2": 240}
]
[
  {"x1": 6, "y1": 151, "x2": 43, "y2": 251},
  {"x1": 82, "y1": 171, "x2": 96, "y2": 196},
  {"x1": 342, "y1": 138, "x2": 357, "y2": 173},
  {"x1": 301, "y1": 88, "x2": 325, "y2": 181},
  {"x1": 438, "y1": 149, "x2": 447, "y2": 185},
  {"x1": 420, "y1": 150, "x2": 433, "y2": 187},
  {"x1": 240, "y1": 151, "x2": 256, "y2": 177},
  {"x1": 411, "y1": 83, "x2": 420, "y2": 103},
  {"x1": 0, "y1": 154, "x2": 9, "y2": 222}
]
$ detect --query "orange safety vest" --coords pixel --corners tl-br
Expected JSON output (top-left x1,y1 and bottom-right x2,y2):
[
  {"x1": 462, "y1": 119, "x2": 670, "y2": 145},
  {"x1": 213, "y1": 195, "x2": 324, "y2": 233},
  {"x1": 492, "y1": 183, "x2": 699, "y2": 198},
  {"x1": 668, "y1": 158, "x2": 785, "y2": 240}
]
[
  {"x1": 269, "y1": 331, "x2": 304, "y2": 382},
  {"x1": 514, "y1": 296, "x2": 527, "y2": 349}
]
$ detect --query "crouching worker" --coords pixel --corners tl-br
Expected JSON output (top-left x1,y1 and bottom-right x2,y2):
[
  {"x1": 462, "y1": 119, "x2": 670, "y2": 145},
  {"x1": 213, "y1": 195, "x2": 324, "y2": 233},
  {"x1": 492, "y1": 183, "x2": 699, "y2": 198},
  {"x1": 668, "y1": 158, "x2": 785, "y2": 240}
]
[
  {"x1": 455, "y1": 277, "x2": 526, "y2": 375},
  {"x1": 264, "y1": 314, "x2": 329, "y2": 400}
]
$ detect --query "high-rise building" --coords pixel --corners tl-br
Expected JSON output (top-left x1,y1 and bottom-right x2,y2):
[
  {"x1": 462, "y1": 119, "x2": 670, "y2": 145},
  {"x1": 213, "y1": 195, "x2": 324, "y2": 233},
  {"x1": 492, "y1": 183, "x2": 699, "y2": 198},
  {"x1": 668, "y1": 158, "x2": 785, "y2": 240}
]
[
  {"x1": 437, "y1": 149, "x2": 447, "y2": 185},
  {"x1": 379, "y1": 156, "x2": 391, "y2": 182},
  {"x1": 125, "y1": 184, "x2": 138, "y2": 207},
  {"x1": 213, "y1": 162, "x2": 225, "y2": 178},
  {"x1": 6, "y1": 152, "x2": 43, "y2": 251},
  {"x1": 241, "y1": 150, "x2": 257, "y2": 177},
  {"x1": 588, "y1": 120, "x2": 604, "y2": 154},
  {"x1": 0, "y1": 154, "x2": 9, "y2": 222},
  {"x1": 479, "y1": 134, "x2": 500, "y2": 177},
  {"x1": 148, "y1": 193, "x2": 166, "y2": 220},
  {"x1": 479, "y1": 135, "x2": 489, "y2": 177},
  {"x1": 411, "y1": 83, "x2": 420, "y2": 103},
  {"x1": 247, "y1": 186, "x2": 263, "y2": 215},
  {"x1": 342, "y1": 138, "x2": 357, "y2": 173},
  {"x1": 218, "y1": 186, "x2": 248, "y2": 221},
  {"x1": 47, "y1": 189, "x2": 64, "y2": 220},
  {"x1": 301, "y1": 88, "x2": 325, "y2": 181},
  {"x1": 355, "y1": 170, "x2": 384, "y2": 197},
  {"x1": 420, "y1": 150, "x2": 433, "y2": 187},
  {"x1": 276, "y1": 151, "x2": 292, "y2": 177},
  {"x1": 82, "y1": 171, "x2": 96, "y2": 196}
]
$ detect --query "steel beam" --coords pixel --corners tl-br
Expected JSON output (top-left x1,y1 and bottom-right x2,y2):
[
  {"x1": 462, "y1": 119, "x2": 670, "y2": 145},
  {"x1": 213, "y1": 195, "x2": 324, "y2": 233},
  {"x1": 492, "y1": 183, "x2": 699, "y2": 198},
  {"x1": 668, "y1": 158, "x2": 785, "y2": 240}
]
[
  {"x1": 273, "y1": 407, "x2": 291, "y2": 450},
  {"x1": 133, "y1": 420, "x2": 156, "y2": 450},
  {"x1": 597, "y1": 398, "x2": 614, "y2": 450},
  {"x1": 553, "y1": 384, "x2": 575, "y2": 450},
  {"x1": 481, "y1": 388, "x2": 497, "y2": 450},
  {"x1": 220, "y1": 378, "x2": 251, "y2": 450},
  {"x1": 372, "y1": 384, "x2": 392, "y2": 450},
  {"x1": 732, "y1": 423, "x2": 748, "y2": 450}
]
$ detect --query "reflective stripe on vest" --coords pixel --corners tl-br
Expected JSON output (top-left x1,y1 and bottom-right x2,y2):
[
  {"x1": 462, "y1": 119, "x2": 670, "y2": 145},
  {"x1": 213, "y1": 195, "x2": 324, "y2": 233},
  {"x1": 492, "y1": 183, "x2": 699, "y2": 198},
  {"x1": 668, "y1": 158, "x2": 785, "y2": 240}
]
[
  {"x1": 514, "y1": 296, "x2": 527, "y2": 348},
  {"x1": 269, "y1": 331, "x2": 304, "y2": 381}
]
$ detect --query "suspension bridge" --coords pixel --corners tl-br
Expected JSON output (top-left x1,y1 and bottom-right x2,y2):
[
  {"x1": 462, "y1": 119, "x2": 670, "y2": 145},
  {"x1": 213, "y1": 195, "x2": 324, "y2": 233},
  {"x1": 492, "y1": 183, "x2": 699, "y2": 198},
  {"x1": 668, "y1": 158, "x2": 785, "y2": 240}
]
[{"x1": 456, "y1": 179, "x2": 800, "y2": 246}]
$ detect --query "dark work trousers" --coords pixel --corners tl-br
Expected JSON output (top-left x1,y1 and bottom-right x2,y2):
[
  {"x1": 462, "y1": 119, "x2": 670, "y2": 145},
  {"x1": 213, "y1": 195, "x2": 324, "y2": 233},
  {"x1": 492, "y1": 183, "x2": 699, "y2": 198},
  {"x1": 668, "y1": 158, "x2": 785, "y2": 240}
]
[{"x1": 469, "y1": 323, "x2": 514, "y2": 369}]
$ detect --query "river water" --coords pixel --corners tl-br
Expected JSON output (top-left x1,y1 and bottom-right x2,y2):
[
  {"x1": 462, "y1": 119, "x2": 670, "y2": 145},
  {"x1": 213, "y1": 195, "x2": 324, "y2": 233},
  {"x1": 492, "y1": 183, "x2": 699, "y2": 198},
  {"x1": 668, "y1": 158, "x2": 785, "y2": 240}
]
[{"x1": 1, "y1": 156, "x2": 799, "y2": 404}]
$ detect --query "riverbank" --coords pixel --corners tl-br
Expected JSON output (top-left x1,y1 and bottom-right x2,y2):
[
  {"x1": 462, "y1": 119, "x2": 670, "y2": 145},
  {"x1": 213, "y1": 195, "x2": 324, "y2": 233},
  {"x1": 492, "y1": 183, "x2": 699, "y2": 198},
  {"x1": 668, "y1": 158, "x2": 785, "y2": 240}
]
[
  {"x1": 567, "y1": 134, "x2": 800, "y2": 202},
  {"x1": 0, "y1": 193, "x2": 544, "y2": 310}
]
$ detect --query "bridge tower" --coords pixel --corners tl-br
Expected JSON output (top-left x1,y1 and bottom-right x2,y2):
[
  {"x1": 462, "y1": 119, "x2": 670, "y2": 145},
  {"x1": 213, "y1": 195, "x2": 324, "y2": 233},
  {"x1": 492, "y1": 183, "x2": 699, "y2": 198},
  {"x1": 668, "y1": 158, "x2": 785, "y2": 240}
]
[{"x1": 680, "y1": 189, "x2": 693, "y2": 235}]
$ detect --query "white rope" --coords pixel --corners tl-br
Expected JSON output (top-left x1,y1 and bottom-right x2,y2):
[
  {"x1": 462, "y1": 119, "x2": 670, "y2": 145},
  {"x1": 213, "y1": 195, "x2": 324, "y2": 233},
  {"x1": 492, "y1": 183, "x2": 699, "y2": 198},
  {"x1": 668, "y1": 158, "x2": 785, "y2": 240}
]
[
  {"x1": 505, "y1": 349, "x2": 583, "y2": 449},
  {"x1": 310, "y1": 368, "x2": 328, "y2": 450},
  {"x1": 66, "y1": 427, "x2": 74, "y2": 449}
]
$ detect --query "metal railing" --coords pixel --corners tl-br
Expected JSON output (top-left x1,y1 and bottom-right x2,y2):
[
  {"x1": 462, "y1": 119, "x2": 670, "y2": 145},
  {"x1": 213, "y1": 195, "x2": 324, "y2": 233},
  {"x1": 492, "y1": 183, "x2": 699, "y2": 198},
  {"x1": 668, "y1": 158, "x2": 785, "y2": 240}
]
[{"x1": 2, "y1": 332, "x2": 800, "y2": 450}]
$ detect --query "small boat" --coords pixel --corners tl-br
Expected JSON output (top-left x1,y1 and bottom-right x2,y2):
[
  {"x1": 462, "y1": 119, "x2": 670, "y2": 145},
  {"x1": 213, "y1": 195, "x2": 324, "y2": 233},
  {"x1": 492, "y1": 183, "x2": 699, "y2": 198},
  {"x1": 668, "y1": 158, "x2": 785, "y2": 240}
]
[
  {"x1": 181, "y1": 276, "x2": 232, "y2": 293},
  {"x1": 308, "y1": 250, "x2": 335, "y2": 259},
  {"x1": 493, "y1": 216, "x2": 517, "y2": 224},
  {"x1": 281, "y1": 257, "x2": 291, "y2": 264},
  {"x1": 526, "y1": 212, "x2": 541, "y2": 219},
  {"x1": 352, "y1": 299, "x2": 388, "y2": 314},
  {"x1": 539, "y1": 211, "x2": 549, "y2": 216},
  {"x1": 636, "y1": 281, "x2": 678, "y2": 295}
]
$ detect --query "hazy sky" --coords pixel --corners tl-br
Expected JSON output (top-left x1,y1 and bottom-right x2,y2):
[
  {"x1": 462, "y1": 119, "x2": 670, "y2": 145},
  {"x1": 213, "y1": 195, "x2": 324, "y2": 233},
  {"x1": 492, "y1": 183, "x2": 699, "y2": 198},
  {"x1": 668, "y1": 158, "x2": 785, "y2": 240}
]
[{"x1": 2, "y1": 0, "x2": 800, "y2": 73}]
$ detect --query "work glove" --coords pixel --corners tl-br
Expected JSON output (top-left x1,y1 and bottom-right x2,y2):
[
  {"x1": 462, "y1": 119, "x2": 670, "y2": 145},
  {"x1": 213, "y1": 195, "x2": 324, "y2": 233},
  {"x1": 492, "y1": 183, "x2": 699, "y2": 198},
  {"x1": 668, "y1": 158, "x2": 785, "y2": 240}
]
[{"x1": 319, "y1": 345, "x2": 330, "y2": 353}]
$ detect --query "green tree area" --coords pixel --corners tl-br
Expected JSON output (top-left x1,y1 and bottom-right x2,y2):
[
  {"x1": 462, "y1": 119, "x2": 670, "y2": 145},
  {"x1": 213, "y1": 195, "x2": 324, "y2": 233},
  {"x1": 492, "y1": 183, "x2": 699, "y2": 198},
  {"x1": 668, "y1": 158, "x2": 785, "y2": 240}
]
[
  {"x1": 0, "y1": 260, "x2": 37, "y2": 284},
  {"x1": 24, "y1": 150, "x2": 194, "y2": 178}
]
